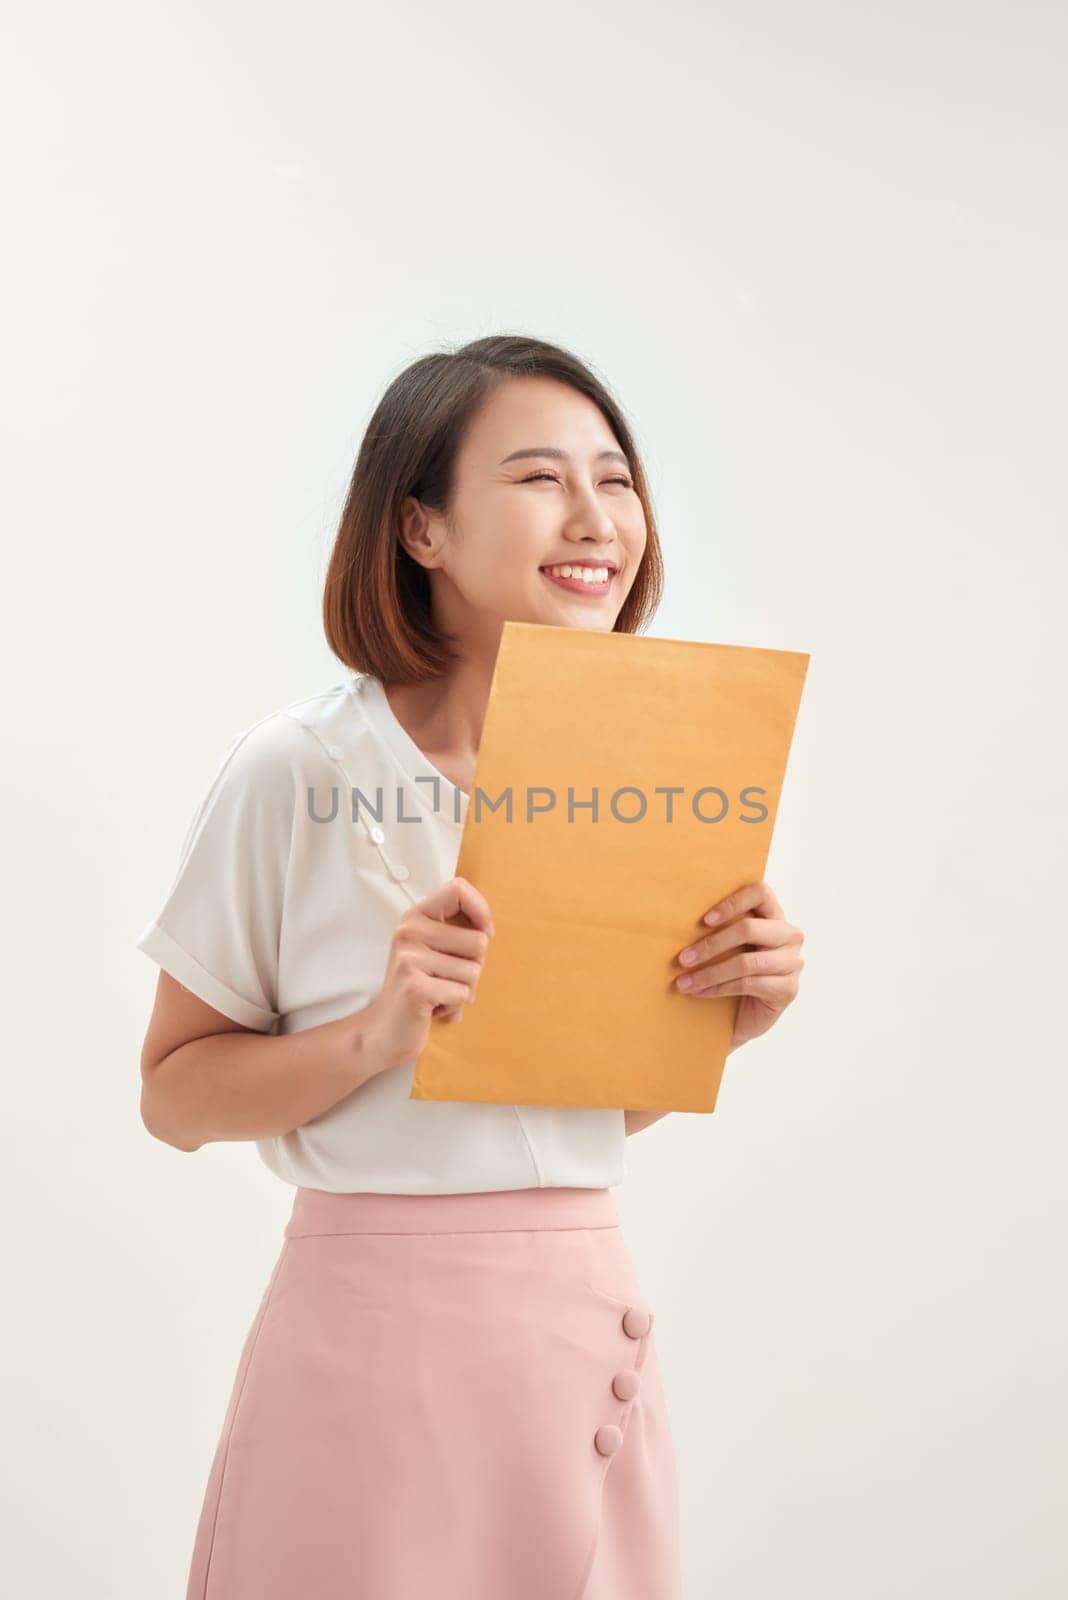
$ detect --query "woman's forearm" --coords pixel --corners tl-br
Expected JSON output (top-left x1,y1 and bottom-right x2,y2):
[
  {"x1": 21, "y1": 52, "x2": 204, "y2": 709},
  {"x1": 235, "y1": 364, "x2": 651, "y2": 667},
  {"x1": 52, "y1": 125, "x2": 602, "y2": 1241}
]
[
  {"x1": 624, "y1": 1109, "x2": 670, "y2": 1136},
  {"x1": 141, "y1": 1005, "x2": 389, "y2": 1152}
]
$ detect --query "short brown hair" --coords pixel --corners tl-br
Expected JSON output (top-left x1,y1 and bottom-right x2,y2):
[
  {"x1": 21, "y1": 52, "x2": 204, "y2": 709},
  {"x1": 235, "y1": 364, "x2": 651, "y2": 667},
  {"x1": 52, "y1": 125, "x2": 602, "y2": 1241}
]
[{"x1": 322, "y1": 333, "x2": 664, "y2": 684}]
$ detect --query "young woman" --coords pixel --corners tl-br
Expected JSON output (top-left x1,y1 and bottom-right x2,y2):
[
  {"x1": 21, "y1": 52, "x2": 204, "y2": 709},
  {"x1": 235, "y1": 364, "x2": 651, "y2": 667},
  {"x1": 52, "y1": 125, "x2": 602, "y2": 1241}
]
[{"x1": 136, "y1": 334, "x2": 805, "y2": 1600}]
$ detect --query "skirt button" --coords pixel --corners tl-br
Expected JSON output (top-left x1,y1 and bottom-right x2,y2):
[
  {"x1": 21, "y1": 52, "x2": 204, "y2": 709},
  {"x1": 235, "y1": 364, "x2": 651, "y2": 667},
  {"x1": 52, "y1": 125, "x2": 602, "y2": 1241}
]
[
  {"x1": 612, "y1": 1369, "x2": 642, "y2": 1401},
  {"x1": 594, "y1": 1424, "x2": 623, "y2": 1457},
  {"x1": 622, "y1": 1306, "x2": 651, "y2": 1339}
]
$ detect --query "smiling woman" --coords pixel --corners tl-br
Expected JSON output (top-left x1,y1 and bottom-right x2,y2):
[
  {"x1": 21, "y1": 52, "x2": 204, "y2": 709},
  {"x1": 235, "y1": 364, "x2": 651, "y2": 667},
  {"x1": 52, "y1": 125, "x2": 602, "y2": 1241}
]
[
  {"x1": 322, "y1": 335, "x2": 664, "y2": 686},
  {"x1": 137, "y1": 333, "x2": 683, "y2": 1600}
]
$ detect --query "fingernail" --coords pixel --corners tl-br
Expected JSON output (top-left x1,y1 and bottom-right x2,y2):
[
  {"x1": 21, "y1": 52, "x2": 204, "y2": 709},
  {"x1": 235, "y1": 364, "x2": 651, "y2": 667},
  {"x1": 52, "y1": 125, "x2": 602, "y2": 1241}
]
[{"x1": 704, "y1": 910, "x2": 721, "y2": 925}]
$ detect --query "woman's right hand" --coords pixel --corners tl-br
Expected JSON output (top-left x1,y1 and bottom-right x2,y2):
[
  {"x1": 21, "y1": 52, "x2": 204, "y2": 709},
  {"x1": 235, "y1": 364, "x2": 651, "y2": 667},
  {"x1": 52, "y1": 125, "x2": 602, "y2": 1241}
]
[{"x1": 363, "y1": 876, "x2": 495, "y2": 1074}]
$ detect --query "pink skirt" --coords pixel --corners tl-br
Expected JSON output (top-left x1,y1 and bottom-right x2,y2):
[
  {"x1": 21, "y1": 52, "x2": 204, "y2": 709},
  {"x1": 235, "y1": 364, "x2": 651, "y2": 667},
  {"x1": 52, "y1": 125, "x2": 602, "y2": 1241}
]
[{"x1": 185, "y1": 1184, "x2": 681, "y2": 1599}]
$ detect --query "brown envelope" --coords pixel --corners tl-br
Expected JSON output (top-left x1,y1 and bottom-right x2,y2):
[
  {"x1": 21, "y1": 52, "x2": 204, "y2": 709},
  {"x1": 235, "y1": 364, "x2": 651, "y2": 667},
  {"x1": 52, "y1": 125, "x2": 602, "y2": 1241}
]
[{"x1": 410, "y1": 621, "x2": 809, "y2": 1113}]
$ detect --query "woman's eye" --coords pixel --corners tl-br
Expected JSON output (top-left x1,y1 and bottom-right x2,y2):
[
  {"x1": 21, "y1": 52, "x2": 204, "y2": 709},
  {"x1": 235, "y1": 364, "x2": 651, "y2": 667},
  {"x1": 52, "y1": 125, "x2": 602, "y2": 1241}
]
[{"x1": 521, "y1": 471, "x2": 634, "y2": 489}]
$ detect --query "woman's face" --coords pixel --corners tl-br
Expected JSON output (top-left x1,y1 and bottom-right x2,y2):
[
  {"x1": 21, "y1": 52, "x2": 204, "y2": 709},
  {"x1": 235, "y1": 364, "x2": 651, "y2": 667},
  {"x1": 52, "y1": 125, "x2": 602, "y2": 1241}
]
[{"x1": 401, "y1": 376, "x2": 648, "y2": 647}]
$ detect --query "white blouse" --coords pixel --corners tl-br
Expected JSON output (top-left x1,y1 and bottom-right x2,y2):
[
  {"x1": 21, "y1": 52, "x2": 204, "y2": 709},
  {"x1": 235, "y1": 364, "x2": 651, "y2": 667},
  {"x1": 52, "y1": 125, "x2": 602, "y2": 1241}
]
[{"x1": 135, "y1": 671, "x2": 627, "y2": 1194}]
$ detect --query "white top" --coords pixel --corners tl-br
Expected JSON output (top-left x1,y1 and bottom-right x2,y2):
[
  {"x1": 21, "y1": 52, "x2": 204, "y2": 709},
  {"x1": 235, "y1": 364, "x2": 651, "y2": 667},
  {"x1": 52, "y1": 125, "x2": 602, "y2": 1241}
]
[{"x1": 135, "y1": 672, "x2": 627, "y2": 1194}]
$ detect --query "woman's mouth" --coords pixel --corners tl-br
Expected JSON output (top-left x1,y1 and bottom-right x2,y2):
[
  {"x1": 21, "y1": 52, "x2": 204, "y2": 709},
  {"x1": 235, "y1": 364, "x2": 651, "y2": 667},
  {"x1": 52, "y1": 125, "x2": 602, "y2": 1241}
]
[{"x1": 539, "y1": 563, "x2": 615, "y2": 596}]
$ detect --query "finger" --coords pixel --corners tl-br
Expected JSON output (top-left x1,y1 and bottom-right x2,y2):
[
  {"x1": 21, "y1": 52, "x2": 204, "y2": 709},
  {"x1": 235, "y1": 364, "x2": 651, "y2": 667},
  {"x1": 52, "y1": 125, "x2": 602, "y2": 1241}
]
[
  {"x1": 402, "y1": 913, "x2": 490, "y2": 962},
  {"x1": 677, "y1": 913, "x2": 798, "y2": 970},
  {"x1": 425, "y1": 950, "x2": 483, "y2": 991},
  {"x1": 419, "y1": 876, "x2": 495, "y2": 936},
  {"x1": 676, "y1": 948, "x2": 803, "y2": 995},
  {"x1": 680, "y1": 973, "x2": 801, "y2": 1008},
  {"x1": 700, "y1": 878, "x2": 783, "y2": 931},
  {"x1": 400, "y1": 940, "x2": 482, "y2": 993},
  {"x1": 424, "y1": 976, "x2": 476, "y2": 1012}
]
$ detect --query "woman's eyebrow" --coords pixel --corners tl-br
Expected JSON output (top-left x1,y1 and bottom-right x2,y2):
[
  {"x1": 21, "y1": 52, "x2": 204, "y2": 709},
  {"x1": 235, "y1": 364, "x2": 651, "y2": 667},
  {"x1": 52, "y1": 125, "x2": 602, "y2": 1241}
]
[{"x1": 499, "y1": 446, "x2": 630, "y2": 468}]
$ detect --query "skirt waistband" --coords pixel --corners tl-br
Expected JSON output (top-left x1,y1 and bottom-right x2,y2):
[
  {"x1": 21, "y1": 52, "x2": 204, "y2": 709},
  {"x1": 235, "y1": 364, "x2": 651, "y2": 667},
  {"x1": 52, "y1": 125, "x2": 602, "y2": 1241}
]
[{"x1": 284, "y1": 1185, "x2": 620, "y2": 1237}]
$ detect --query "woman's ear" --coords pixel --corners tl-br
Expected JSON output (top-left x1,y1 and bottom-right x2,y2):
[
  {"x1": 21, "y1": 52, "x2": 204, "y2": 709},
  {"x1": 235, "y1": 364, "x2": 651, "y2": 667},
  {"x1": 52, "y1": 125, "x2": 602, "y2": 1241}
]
[{"x1": 398, "y1": 494, "x2": 446, "y2": 572}]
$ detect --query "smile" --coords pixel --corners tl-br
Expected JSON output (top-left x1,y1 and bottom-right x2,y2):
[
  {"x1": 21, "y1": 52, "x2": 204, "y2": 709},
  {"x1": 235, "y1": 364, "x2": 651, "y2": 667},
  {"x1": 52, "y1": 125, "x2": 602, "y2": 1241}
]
[{"x1": 539, "y1": 563, "x2": 615, "y2": 594}]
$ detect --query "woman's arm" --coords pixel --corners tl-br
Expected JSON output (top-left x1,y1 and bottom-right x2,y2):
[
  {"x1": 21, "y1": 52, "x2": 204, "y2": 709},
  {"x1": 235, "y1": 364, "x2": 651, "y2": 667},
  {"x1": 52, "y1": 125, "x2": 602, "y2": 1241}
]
[
  {"x1": 623, "y1": 1110, "x2": 670, "y2": 1136},
  {"x1": 140, "y1": 972, "x2": 391, "y2": 1151}
]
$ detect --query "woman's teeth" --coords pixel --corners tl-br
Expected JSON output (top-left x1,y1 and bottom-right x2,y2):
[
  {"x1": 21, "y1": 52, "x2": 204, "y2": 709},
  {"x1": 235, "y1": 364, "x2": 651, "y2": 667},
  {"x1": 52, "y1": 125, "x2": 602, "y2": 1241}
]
[{"x1": 542, "y1": 565, "x2": 611, "y2": 583}]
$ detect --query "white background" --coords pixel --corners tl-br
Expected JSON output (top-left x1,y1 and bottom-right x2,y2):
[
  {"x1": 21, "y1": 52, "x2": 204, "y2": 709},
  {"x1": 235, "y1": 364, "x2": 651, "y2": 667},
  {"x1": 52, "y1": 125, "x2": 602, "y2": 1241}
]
[{"x1": 2, "y1": 1, "x2": 1065, "y2": 1594}]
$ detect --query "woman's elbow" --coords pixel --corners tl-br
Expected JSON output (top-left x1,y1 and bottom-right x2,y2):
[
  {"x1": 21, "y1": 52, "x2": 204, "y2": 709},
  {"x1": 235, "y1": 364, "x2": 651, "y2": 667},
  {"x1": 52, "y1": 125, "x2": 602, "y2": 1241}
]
[{"x1": 140, "y1": 1078, "x2": 201, "y2": 1153}]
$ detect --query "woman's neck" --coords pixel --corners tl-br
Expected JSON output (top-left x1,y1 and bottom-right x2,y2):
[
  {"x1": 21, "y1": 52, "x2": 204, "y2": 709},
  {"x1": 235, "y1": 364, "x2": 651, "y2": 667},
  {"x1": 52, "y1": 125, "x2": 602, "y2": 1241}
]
[{"x1": 383, "y1": 661, "x2": 494, "y2": 798}]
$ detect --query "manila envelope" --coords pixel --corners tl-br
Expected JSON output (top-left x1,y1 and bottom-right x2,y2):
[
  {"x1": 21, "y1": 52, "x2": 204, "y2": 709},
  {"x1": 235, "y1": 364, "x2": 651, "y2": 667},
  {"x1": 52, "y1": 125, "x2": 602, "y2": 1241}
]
[{"x1": 410, "y1": 621, "x2": 809, "y2": 1114}]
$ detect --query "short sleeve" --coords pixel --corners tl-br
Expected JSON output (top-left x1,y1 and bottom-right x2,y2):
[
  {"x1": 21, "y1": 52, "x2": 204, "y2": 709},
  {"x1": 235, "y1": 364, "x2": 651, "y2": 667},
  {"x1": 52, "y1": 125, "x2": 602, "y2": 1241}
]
[{"x1": 135, "y1": 716, "x2": 298, "y2": 1031}]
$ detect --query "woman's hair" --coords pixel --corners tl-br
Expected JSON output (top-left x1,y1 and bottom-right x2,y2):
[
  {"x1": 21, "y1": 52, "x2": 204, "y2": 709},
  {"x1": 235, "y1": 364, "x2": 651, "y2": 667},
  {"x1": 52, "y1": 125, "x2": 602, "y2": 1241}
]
[{"x1": 322, "y1": 333, "x2": 663, "y2": 684}]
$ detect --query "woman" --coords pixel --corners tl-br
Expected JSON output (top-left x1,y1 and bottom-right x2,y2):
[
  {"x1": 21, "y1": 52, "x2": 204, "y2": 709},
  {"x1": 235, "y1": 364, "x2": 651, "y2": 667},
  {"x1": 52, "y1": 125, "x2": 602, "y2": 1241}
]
[{"x1": 136, "y1": 334, "x2": 805, "y2": 1599}]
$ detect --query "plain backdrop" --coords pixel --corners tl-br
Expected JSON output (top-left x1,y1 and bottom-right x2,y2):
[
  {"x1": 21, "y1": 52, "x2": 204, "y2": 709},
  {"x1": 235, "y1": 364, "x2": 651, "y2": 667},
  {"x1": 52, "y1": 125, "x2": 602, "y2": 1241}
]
[{"x1": 2, "y1": 1, "x2": 1065, "y2": 1595}]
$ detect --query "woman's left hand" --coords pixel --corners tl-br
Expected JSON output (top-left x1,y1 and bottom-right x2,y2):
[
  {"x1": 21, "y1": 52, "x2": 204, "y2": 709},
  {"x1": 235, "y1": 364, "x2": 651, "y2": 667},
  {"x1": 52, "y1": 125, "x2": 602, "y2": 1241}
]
[{"x1": 674, "y1": 879, "x2": 805, "y2": 1051}]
